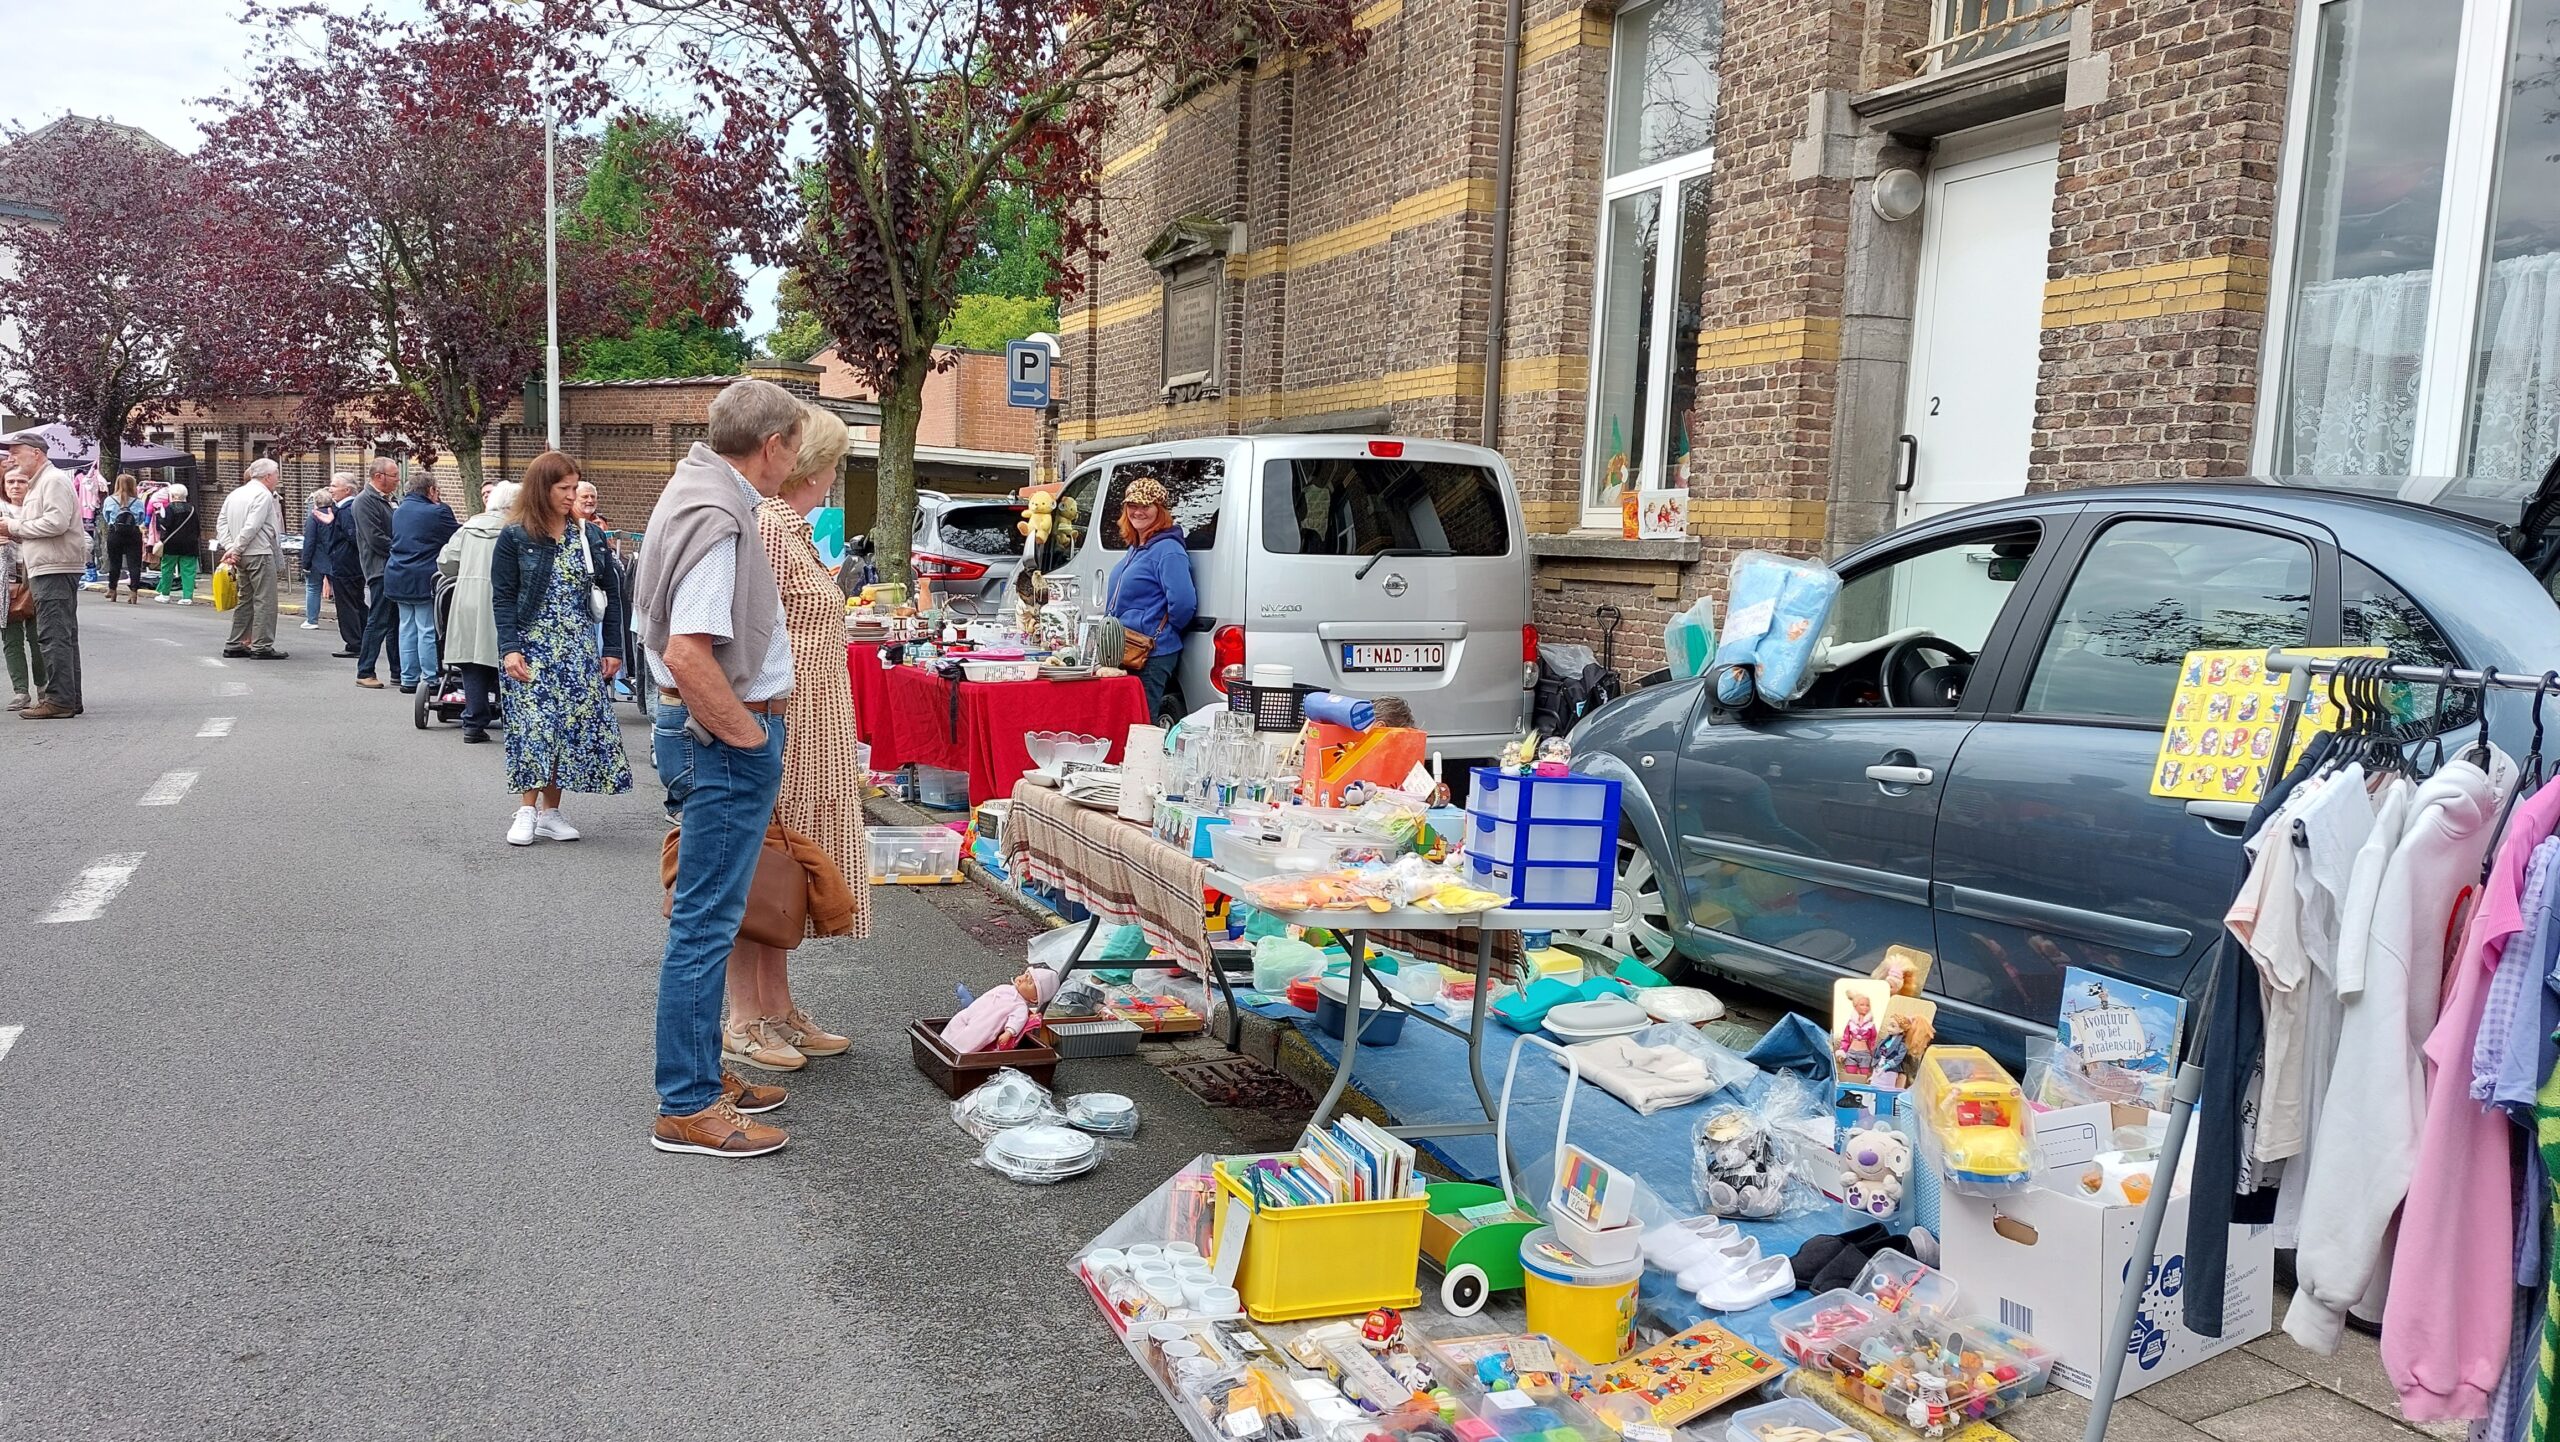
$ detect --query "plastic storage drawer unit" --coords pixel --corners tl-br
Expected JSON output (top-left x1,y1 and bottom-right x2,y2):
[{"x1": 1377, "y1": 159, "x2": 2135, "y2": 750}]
[{"x1": 1463, "y1": 768, "x2": 1621, "y2": 910}]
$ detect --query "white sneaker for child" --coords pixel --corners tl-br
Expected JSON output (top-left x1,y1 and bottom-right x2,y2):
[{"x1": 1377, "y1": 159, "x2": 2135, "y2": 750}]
[
  {"x1": 506, "y1": 806, "x2": 539, "y2": 846},
  {"x1": 1642, "y1": 1217, "x2": 1742, "y2": 1270},
  {"x1": 533, "y1": 809, "x2": 580, "y2": 842},
  {"x1": 1673, "y1": 1238, "x2": 1766, "y2": 1294},
  {"x1": 1693, "y1": 1253, "x2": 1795, "y2": 1312}
]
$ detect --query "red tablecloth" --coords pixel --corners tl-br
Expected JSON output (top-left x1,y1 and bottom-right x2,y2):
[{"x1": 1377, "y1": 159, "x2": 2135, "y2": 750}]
[
  {"x1": 867, "y1": 662, "x2": 1152, "y2": 806},
  {"x1": 847, "y1": 641, "x2": 895, "y2": 752}
]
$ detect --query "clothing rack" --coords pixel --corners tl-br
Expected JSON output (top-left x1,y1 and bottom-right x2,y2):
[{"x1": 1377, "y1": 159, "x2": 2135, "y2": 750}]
[{"x1": 2083, "y1": 649, "x2": 2543, "y2": 1442}]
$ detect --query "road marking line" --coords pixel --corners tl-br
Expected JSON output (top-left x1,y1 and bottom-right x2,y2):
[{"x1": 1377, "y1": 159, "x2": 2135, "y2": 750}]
[
  {"x1": 200, "y1": 657, "x2": 227, "y2": 668},
  {"x1": 0, "y1": 1026, "x2": 18, "y2": 1063},
  {"x1": 39, "y1": 853, "x2": 144, "y2": 924},
  {"x1": 198, "y1": 717, "x2": 236, "y2": 738},
  {"x1": 157, "y1": 637, "x2": 182, "y2": 646},
  {"x1": 138, "y1": 770, "x2": 199, "y2": 806},
  {"x1": 217, "y1": 682, "x2": 249, "y2": 697}
]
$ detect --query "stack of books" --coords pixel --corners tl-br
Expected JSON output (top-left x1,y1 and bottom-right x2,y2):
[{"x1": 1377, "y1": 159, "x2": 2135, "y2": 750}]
[{"x1": 1239, "y1": 1119, "x2": 1417, "y2": 1208}]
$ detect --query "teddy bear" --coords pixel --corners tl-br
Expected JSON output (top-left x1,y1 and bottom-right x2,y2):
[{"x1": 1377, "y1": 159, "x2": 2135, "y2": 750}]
[{"x1": 1840, "y1": 1124, "x2": 1913, "y2": 1218}]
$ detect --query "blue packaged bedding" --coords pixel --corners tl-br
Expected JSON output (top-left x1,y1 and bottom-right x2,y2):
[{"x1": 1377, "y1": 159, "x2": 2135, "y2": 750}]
[{"x1": 1711, "y1": 550, "x2": 1842, "y2": 707}]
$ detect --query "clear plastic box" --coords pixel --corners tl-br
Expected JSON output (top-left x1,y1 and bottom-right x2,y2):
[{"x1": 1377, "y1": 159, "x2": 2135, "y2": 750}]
[
  {"x1": 1771, "y1": 1288, "x2": 1881, "y2": 1365},
  {"x1": 1801, "y1": 1310, "x2": 2039, "y2": 1436},
  {"x1": 1852, "y1": 1248, "x2": 1960, "y2": 1318},
  {"x1": 1727, "y1": 1397, "x2": 1862, "y2": 1442},
  {"x1": 870, "y1": 825, "x2": 963, "y2": 883},
  {"x1": 1968, "y1": 1316, "x2": 2057, "y2": 1398},
  {"x1": 915, "y1": 764, "x2": 971, "y2": 810}
]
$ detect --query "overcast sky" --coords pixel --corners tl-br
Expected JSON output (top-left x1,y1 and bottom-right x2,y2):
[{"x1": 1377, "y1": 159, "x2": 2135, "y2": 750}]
[{"x1": 3, "y1": 0, "x2": 785, "y2": 338}]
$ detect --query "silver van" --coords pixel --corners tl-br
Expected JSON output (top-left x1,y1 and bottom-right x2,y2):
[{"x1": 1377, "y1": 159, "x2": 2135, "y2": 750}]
[{"x1": 1043, "y1": 434, "x2": 1536, "y2": 770}]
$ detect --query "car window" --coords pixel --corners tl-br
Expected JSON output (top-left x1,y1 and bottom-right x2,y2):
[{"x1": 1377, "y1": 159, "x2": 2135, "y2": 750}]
[
  {"x1": 1100, "y1": 457, "x2": 1222, "y2": 551},
  {"x1": 932, "y1": 503, "x2": 1025, "y2": 558},
  {"x1": 2022, "y1": 519, "x2": 2313, "y2": 723},
  {"x1": 1261, "y1": 456, "x2": 1512, "y2": 557},
  {"x1": 2341, "y1": 555, "x2": 2458, "y2": 669},
  {"x1": 1796, "y1": 523, "x2": 2039, "y2": 710}
]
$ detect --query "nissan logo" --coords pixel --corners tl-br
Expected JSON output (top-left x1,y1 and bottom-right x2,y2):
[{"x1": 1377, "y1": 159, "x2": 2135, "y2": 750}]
[{"x1": 1382, "y1": 573, "x2": 1408, "y2": 598}]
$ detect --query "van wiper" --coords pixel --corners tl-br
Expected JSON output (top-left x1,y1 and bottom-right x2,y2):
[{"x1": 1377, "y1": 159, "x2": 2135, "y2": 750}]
[{"x1": 1354, "y1": 547, "x2": 1440, "y2": 581}]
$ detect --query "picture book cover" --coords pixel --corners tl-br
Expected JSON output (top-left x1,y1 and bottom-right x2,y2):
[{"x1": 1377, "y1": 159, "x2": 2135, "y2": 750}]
[
  {"x1": 2151, "y1": 646, "x2": 2380, "y2": 803},
  {"x1": 2049, "y1": 967, "x2": 2185, "y2": 1108}
]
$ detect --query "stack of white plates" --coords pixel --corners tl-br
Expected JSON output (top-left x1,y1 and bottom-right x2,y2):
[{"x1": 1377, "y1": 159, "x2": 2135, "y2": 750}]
[
  {"x1": 983, "y1": 1123, "x2": 1102, "y2": 1183},
  {"x1": 955, "y1": 1072, "x2": 1054, "y2": 1140},
  {"x1": 1064, "y1": 1092, "x2": 1139, "y2": 1137},
  {"x1": 1061, "y1": 769, "x2": 1124, "y2": 811}
]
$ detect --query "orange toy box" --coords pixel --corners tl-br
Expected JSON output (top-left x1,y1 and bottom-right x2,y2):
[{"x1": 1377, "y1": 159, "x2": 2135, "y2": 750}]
[{"x1": 1300, "y1": 723, "x2": 1427, "y2": 806}]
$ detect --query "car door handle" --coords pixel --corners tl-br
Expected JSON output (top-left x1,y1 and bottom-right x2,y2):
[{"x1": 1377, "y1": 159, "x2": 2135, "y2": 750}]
[
  {"x1": 1865, "y1": 764, "x2": 1936, "y2": 787},
  {"x1": 2185, "y1": 799, "x2": 2251, "y2": 837}
]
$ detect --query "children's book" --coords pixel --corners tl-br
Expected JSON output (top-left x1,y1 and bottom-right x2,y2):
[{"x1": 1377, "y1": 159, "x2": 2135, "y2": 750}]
[{"x1": 2048, "y1": 966, "x2": 2185, "y2": 1109}]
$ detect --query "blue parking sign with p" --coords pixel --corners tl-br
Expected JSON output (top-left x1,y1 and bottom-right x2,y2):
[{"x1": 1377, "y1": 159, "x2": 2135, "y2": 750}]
[{"x1": 1006, "y1": 340, "x2": 1051, "y2": 408}]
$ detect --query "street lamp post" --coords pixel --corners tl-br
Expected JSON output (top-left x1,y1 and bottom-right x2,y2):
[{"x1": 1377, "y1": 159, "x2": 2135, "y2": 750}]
[{"x1": 510, "y1": 0, "x2": 561, "y2": 452}]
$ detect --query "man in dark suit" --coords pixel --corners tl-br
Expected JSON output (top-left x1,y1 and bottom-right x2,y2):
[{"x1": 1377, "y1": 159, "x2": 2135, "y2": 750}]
[
  {"x1": 344, "y1": 456, "x2": 402, "y2": 688},
  {"x1": 318, "y1": 474, "x2": 366, "y2": 656}
]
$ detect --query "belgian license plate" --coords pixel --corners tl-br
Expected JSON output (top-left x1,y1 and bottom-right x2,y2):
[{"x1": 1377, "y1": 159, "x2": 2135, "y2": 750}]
[{"x1": 1343, "y1": 642, "x2": 1446, "y2": 673}]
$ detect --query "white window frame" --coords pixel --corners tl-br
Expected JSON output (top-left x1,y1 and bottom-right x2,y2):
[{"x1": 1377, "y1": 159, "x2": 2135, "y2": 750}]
[
  {"x1": 2254, "y1": 0, "x2": 2520, "y2": 480},
  {"x1": 1580, "y1": 0, "x2": 1718, "y2": 530}
]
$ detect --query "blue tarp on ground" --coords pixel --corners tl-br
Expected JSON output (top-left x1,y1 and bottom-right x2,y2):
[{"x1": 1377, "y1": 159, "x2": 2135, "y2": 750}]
[{"x1": 1245, "y1": 993, "x2": 1860, "y2": 1354}]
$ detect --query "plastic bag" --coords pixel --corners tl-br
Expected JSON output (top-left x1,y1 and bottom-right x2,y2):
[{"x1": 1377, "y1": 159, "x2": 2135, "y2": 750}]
[
  {"x1": 1665, "y1": 595, "x2": 1718, "y2": 680},
  {"x1": 976, "y1": 1121, "x2": 1103, "y2": 1183},
  {"x1": 1027, "y1": 923, "x2": 1087, "y2": 975},
  {"x1": 1712, "y1": 550, "x2": 1842, "y2": 708},
  {"x1": 208, "y1": 562, "x2": 239, "y2": 612},
  {"x1": 1064, "y1": 1091, "x2": 1141, "y2": 1137},
  {"x1": 1694, "y1": 1074, "x2": 1830, "y2": 1219},
  {"x1": 1252, "y1": 934, "x2": 1326, "y2": 993},
  {"x1": 952, "y1": 1067, "x2": 1062, "y2": 1141}
]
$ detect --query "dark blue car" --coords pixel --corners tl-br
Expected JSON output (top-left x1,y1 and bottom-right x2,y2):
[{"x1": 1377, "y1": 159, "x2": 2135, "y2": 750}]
[{"x1": 1566, "y1": 475, "x2": 2560, "y2": 1058}]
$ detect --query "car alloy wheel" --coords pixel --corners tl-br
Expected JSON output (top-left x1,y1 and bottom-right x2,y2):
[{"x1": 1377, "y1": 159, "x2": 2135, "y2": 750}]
[{"x1": 1564, "y1": 840, "x2": 1676, "y2": 970}]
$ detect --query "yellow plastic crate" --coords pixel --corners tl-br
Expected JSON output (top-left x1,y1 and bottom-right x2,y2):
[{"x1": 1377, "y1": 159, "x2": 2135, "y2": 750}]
[{"x1": 1213, "y1": 1157, "x2": 1426, "y2": 1323}]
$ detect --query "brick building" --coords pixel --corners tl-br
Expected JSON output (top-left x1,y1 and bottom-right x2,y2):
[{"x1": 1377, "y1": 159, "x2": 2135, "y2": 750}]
[{"x1": 1055, "y1": 0, "x2": 2560, "y2": 669}]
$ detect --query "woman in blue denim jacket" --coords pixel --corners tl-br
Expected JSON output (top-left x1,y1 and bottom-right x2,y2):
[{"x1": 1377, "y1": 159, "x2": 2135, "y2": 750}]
[{"x1": 488, "y1": 451, "x2": 631, "y2": 846}]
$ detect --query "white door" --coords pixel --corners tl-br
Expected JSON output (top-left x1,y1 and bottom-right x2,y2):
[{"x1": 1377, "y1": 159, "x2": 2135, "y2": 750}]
[{"x1": 1899, "y1": 133, "x2": 2061, "y2": 526}]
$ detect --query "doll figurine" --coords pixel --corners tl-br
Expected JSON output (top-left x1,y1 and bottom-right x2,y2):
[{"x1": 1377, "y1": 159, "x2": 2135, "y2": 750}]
[
  {"x1": 1838, "y1": 993, "x2": 1879, "y2": 1081},
  {"x1": 1873, "y1": 1013, "x2": 1911, "y2": 1089},
  {"x1": 939, "y1": 964, "x2": 1061, "y2": 1052}
]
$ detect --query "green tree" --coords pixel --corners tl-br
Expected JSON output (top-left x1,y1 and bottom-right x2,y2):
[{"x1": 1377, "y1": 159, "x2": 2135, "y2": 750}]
[
  {"x1": 938, "y1": 293, "x2": 1055, "y2": 351},
  {"x1": 566, "y1": 114, "x2": 749, "y2": 381},
  {"x1": 760, "y1": 267, "x2": 829, "y2": 363},
  {"x1": 958, "y1": 182, "x2": 1062, "y2": 299}
]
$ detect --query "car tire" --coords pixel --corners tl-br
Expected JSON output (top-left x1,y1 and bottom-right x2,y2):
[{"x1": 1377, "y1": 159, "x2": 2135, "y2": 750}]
[{"x1": 1563, "y1": 837, "x2": 1677, "y2": 971}]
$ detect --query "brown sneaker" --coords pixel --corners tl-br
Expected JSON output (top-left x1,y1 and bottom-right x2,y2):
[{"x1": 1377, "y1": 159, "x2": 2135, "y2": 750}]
[
  {"x1": 775, "y1": 1006, "x2": 851, "y2": 1058},
  {"x1": 722, "y1": 1017, "x2": 806, "y2": 1073},
  {"x1": 650, "y1": 1099, "x2": 787, "y2": 1158},
  {"x1": 721, "y1": 1069, "x2": 787, "y2": 1114},
  {"x1": 18, "y1": 700, "x2": 74, "y2": 720}
]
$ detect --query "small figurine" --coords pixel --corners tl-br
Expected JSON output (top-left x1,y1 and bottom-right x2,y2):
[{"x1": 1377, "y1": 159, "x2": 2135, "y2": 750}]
[
  {"x1": 1872, "y1": 1012, "x2": 1911, "y2": 1088},
  {"x1": 1533, "y1": 736, "x2": 1572, "y2": 777},
  {"x1": 1360, "y1": 1308, "x2": 1406, "y2": 1347}
]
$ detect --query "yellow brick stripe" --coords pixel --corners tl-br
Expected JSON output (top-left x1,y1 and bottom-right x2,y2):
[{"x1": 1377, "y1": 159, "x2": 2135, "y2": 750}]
[
  {"x1": 1694, "y1": 316, "x2": 1842, "y2": 370},
  {"x1": 1520, "y1": 8, "x2": 1612, "y2": 68},
  {"x1": 1057, "y1": 355, "x2": 1580, "y2": 444},
  {"x1": 1062, "y1": 178, "x2": 1496, "y2": 332},
  {"x1": 1689, "y1": 497, "x2": 1827, "y2": 541},
  {"x1": 1499, "y1": 352, "x2": 1586, "y2": 397},
  {"x1": 2042, "y1": 254, "x2": 2272, "y2": 327}
]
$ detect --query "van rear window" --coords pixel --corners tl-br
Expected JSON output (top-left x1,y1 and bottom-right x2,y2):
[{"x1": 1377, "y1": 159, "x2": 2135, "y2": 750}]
[
  {"x1": 1262, "y1": 457, "x2": 1512, "y2": 557},
  {"x1": 932, "y1": 504, "x2": 1025, "y2": 557}
]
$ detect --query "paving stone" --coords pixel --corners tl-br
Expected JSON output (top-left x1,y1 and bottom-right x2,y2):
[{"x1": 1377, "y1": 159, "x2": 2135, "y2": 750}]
[
  {"x1": 2241, "y1": 1292, "x2": 2455, "y2": 1434},
  {"x1": 2130, "y1": 1351, "x2": 2307, "y2": 1423},
  {"x1": 2194, "y1": 1381, "x2": 2435, "y2": 1442},
  {"x1": 2001, "y1": 1390, "x2": 2210, "y2": 1442}
]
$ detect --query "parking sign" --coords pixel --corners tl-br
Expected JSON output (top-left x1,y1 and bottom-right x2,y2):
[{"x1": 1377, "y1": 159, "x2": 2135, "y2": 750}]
[{"x1": 1006, "y1": 339, "x2": 1052, "y2": 408}]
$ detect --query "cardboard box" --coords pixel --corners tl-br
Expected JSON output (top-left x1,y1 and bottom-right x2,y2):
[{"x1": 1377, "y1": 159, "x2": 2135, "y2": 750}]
[{"x1": 1937, "y1": 1104, "x2": 2272, "y2": 1399}]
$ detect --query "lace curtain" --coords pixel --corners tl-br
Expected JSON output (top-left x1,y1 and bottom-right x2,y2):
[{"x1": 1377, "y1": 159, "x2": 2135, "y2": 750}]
[{"x1": 2284, "y1": 252, "x2": 2560, "y2": 482}]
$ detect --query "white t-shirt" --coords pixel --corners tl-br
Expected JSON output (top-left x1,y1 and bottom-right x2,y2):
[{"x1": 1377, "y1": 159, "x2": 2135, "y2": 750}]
[{"x1": 644, "y1": 475, "x2": 794, "y2": 702}]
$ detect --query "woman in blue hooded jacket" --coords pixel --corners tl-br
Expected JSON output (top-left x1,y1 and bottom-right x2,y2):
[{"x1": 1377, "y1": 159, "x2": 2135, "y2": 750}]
[{"x1": 1103, "y1": 475, "x2": 1198, "y2": 715}]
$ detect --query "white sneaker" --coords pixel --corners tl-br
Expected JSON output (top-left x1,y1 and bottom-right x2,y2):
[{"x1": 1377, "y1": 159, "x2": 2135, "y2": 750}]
[
  {"x1": 1693, "y1": 1254, "x2": 1795, "y2": 1312},
  {"x1": 1642, "y1": 1217, "x2": 1742, "y2": 1270},
  {"x1": 506, "y1": 806, "x2": 538, "y2": 846},
  {"x1": 153, "y1": 594, "x2": 171, "y2": 605},
  {"x1": 174, "y1": 598, "x2": 193, "y2": 606},
  {"x1": 534, "y1": 809, "x2": 580, "y2": 842},
  {"x1": 299, "y1": 620, "x2": 320, "y2": 629},
  {"x1": 1673, "y1": 1239, "x2": 1766, "y2": 1294}
]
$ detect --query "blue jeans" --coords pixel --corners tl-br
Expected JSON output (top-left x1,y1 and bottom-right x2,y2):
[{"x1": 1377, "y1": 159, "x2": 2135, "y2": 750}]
[
  {"x1": 304, "y1": 571, "x2": 324, "y2": 623},
  {"x1": 396, "y1": 599, "x2": 438, "y2": 686},
  {"x1": 1136, "y1": 644, "x2": 1183, "y2": 718},
  {"x1": 652, "y1": 702, "x2": 787, "y2": 1116}
]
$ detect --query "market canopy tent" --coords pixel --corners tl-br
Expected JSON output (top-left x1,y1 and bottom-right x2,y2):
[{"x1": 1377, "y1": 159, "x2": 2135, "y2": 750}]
[{"x1": 4, "y1": 421, "x2": 194, "y2": 468}]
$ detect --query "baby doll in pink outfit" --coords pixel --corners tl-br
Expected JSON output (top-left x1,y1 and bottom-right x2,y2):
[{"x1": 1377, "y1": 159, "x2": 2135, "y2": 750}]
[{"x1": 941, "y1": 963, "x2": 1062, "y2": 1052}]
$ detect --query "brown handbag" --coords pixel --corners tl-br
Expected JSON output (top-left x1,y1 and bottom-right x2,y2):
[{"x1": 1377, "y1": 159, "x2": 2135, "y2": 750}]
[
  {"x1": 660, "y1": 826, "x2": 808, "y2": 949},
  {"x1": 6, "y1": 581, "x2": 30, "y2": 622}
]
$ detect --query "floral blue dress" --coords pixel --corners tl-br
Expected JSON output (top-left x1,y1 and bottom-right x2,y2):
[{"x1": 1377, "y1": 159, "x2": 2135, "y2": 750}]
[{"x1": 501, "y1": 534, "x2": 632, "y2": 796}]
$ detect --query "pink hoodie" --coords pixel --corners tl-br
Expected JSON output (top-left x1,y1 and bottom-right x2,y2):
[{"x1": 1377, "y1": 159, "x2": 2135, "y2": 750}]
[{"x1": 2383, "y1": 773, "x2": 2560, "y2": 1419}]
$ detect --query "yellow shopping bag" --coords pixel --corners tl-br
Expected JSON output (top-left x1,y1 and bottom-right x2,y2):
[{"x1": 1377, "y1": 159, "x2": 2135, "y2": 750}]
[{"x1": 209, "y1": 563, "x2": 238, "y2": 612}]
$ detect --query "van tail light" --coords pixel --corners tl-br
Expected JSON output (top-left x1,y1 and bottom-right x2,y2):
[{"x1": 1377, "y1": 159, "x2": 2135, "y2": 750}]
[
  {"x1": 1522, "y1": 623, "x2": 1540, "y2": 689},
  {"x1": 1367, "y1": 440, "x2": 1405, "y2": 458},
  {"x1": 911, "y1": 551, "x2": 989, "y2": 582},
  {"x1": 1210, "y1": 625, "x2": 1246, "y2": 692}
]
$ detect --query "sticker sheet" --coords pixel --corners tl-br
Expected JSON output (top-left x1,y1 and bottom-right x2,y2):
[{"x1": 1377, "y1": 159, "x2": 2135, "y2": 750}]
[{"x1": 2150, "y1": 646, "x2": 2380, "y2": 803}]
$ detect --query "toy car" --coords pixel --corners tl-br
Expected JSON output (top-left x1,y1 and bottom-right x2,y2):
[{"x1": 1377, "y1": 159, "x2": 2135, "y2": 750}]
[{"x1": 1912, "y1": 1046, "x2": 2033, "y2": 1194}]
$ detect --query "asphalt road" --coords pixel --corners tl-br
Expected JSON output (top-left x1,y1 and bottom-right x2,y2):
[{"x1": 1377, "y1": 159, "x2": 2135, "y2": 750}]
[{"x1": 0, "y1": 594, "x2": 1227, "y2": 1441}]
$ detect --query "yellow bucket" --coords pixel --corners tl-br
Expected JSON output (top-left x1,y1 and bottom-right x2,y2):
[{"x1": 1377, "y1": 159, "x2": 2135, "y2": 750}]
[{"x1": 1519, "y1": 1226, "x2": 1641, "y2": 1363}]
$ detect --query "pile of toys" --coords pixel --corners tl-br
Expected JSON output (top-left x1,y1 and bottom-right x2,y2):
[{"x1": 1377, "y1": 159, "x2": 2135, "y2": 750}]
[{"x1": 1771, "y1": 1251, "x2": 2054, "y2": 1437}]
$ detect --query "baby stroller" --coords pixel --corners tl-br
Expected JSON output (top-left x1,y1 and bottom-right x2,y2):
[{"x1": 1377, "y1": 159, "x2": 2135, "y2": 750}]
[{"x1": 414, "y1": 575, "x2": 471, "y2": 730}]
